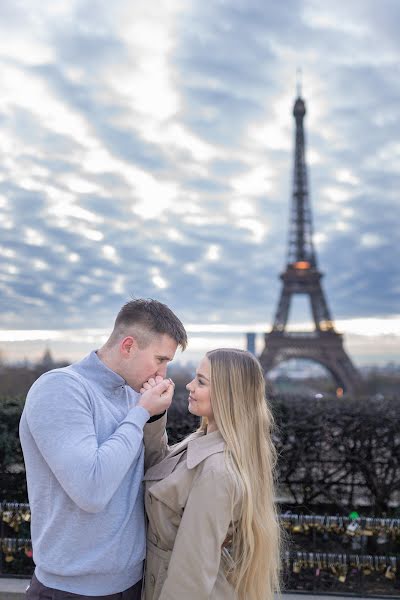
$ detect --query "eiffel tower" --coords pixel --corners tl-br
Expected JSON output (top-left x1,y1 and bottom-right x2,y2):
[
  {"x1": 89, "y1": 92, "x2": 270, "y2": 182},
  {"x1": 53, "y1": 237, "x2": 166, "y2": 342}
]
[{"x1": 259, "y1": 90, "x2": 361, "y2": 395}]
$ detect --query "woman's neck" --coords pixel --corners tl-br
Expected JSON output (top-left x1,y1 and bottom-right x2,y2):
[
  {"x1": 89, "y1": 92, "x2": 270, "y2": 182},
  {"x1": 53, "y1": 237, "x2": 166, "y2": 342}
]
[{"x1": 206, "y1": 420, "x2": 218, "y2": 433}]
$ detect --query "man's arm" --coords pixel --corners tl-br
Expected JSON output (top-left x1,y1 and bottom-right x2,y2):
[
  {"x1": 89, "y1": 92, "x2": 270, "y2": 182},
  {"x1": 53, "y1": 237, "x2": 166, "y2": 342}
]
[{"x1": 24, "y1": 372, "x2": 169, "y2": 513}]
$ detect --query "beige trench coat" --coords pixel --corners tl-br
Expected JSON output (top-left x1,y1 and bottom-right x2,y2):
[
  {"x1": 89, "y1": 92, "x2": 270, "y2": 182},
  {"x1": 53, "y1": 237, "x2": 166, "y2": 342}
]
[{"x1": 142, "y1": 423, "x2": 239, "y2": 600}]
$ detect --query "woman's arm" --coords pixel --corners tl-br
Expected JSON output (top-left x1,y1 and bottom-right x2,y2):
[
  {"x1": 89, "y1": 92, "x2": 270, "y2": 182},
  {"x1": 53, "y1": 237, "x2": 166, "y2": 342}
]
[
  {"x1": 159, "y1": 467, "x2": 235, "y2": 600},
  {"x1": 143, "y1": 413, "x2": 169, "y2": 471},
  {"x1": 141, "y1": 377, "x2": 174, "y2": 470}
]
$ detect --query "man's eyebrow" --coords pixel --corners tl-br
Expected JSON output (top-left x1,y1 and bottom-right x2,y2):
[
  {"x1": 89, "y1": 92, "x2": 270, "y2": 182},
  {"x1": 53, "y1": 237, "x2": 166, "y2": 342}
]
[
  {"x1": 196, "y1": 372, "x2": 209, "y2": 381},
  {"x1": 156, "y1": 354, "x2": 174, "y2": 361}
]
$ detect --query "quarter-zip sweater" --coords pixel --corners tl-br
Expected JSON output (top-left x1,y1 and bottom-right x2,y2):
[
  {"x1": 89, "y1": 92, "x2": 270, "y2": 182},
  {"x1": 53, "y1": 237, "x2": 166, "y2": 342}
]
[{"x1": 19, "y1": 351, "x2": 153, "y2": 596}]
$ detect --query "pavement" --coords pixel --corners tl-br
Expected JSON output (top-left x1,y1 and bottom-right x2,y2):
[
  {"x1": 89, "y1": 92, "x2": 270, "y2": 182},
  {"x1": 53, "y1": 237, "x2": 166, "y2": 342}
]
[
  {"x1": 0, "y1": 579, "x2": 381, "y2": 600},
  {"x1": 283, "y1": 596, "x2": 382, "y2": 600},
  {"x1": 0, "y1": 578, "x2": 30, "y2": 600}
]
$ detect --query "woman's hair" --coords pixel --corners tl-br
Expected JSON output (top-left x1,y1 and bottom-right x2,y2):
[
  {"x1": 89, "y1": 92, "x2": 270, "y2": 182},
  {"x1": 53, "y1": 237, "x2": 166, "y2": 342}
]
[{"x1": 200, "y1": 348, "x2": 282, "y2": 600}]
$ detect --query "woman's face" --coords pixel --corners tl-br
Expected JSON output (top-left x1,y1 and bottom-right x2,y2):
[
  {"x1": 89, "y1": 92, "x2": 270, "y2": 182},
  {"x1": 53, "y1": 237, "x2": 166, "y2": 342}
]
[{"x1": 186, "y1": 356, "x2": 214, "y2": 423}]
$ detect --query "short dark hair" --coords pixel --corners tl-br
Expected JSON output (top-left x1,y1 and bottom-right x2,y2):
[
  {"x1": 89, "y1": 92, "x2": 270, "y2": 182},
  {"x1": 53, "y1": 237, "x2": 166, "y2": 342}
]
[{"x1": 112, "y1": 298, "x2": 187, "y2": 350}]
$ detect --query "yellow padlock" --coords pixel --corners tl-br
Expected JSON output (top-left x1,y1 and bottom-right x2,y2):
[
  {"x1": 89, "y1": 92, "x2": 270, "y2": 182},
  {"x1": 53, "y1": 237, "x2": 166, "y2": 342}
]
[{"x1": 385, "y1": 567, "x2": 395, "y2": 581}]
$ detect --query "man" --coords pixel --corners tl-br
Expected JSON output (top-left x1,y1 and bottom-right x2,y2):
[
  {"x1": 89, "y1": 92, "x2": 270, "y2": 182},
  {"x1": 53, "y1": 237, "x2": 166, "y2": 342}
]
[{"x1": 19, "y1": 298, "x2": 187, "y2": 600}]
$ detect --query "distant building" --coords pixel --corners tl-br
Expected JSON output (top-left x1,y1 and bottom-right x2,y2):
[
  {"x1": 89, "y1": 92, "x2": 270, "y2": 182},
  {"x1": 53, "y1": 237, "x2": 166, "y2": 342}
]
[
  {"x1": 39, "y1": 347, "x2": 55, "y2": 371},
  {"x1": 246, "y1": 332, "x2": 256, "y2": 355},
  {"x1": 259, "y1": 89, "x2": 361, "y2": 395}
]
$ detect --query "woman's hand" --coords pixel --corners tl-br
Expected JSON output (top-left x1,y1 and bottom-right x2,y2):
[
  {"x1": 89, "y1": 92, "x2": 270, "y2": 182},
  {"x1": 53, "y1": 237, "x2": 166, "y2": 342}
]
[
  {"x1": 140, "y1": 375, "x2": 164, "y2": 394},
  {"x1": 138, "y1": 377, "x2": 175, "y2": 416}
]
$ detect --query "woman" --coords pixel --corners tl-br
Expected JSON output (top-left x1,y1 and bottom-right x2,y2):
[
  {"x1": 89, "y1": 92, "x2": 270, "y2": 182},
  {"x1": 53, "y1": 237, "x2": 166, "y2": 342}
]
[{"x1": 141, "y1": 348, "x2": 281, "y2": 600}]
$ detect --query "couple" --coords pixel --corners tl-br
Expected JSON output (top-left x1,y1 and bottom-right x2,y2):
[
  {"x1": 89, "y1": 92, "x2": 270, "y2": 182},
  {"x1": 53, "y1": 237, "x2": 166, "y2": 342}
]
[{"x1": 20, "y1": 299, "x2": 281, "y2": 600}]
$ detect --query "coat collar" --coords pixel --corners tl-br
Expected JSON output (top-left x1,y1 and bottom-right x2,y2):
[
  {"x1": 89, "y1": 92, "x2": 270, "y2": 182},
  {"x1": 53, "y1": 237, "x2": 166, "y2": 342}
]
[
  {"x1": 186, "y1": 429, "x2": 226, "y2": 469},
  {"x1": 144, "y1": 429, "x2": 226, "y2": 481}
]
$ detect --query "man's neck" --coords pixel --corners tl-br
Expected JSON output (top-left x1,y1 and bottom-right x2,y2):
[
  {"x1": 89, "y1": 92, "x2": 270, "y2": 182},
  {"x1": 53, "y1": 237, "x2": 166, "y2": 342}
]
[{"x1": 97, "y1": 347, "x2": 120, "y2": 376}]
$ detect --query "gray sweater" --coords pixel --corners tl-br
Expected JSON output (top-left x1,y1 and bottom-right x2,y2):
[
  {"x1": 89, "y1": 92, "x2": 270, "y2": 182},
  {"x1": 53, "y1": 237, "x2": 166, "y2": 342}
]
[{"x1": 19, "y1": 350, "x2": 157, "y2": 595}]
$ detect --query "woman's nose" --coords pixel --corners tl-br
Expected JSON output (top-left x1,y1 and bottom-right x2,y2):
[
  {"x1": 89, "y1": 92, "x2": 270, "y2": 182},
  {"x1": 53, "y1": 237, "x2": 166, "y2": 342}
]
[{"x1": 186, "y1": 380, "x2": 193, "y2": 391}]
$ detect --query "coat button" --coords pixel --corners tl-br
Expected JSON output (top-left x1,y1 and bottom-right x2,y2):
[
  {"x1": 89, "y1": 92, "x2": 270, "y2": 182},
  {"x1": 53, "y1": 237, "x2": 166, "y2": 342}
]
[{"x1": 150, "y1": 574, "x2": 156, "y2": 585}]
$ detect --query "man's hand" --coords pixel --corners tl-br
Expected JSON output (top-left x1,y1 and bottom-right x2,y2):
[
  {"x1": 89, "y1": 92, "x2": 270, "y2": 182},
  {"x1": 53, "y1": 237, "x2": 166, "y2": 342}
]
[{"x1": 138, "y1": 376, "x2": 175, "y2": 417}]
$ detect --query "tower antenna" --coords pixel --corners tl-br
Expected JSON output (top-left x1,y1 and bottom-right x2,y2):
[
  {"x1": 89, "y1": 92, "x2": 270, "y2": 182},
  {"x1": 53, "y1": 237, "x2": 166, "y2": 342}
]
[{"x1": 296, "y1": 67, "x2": 302, "y2": 97}]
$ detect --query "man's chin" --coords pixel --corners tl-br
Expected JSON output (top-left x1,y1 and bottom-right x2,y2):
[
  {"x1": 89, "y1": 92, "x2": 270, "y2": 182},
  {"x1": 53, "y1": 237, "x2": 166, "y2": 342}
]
[{"x1": 126, "y1": 381, "x2": 141, "y2": 393}]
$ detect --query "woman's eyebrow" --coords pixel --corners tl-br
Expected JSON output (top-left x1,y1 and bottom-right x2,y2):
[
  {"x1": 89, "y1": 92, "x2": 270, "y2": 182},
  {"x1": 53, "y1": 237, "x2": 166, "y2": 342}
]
[{"x1": 196, "y1": 372, "x2": 209, "y2": 381}]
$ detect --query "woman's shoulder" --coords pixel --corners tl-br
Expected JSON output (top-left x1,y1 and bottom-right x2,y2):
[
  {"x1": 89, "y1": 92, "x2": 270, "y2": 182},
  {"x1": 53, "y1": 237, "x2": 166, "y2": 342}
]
[
  {"x1": 194, "y1": 453, "x2": 242, "y2": 515},
  {"x1": 200, "y1": 450, "x2": 227, "y2": 473},
  {"x1": 186, "y1": 429, "x2": 225, "y2": 470},
  {"x1": 196, "y1": 448, "x2": 240, "y2": 490},
  {"x1": 183, "y1": 430, "x2": 240, "y2": 493}
]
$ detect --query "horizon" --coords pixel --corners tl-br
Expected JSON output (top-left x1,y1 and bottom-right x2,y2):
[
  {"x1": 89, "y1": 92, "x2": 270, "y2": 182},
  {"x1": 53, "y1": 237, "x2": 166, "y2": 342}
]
[{"x1": 1, "y1": 316, "x2": 399, "y2": 367}]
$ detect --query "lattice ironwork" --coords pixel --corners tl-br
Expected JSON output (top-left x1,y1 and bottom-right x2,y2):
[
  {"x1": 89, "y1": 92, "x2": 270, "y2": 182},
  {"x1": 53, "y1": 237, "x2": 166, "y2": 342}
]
[{"x1": 260, "y1": 92, "x2": 361, "y2": 395}]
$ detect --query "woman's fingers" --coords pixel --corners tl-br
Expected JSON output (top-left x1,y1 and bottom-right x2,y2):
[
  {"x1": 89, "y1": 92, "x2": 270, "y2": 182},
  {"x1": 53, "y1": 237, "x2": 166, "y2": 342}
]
[{"x1": 141, "y1": 377, "x2": 175, "y2": 395}]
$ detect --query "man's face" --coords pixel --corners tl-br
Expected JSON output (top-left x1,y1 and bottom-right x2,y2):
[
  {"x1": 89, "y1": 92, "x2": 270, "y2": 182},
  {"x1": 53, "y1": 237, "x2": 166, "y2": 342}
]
[{"x1": 124, "y1": 334, "x2": 178, "y2": 391}]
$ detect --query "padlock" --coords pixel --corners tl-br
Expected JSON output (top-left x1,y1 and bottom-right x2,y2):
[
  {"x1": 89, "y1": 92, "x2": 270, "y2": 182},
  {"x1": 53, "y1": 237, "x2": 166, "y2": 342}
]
[
  {"x1": 385, "y1": 566, "x2": 395, "y2": 581},
  {"x1": 293, "y1": 562, "x2": 301, "y2": 573}
]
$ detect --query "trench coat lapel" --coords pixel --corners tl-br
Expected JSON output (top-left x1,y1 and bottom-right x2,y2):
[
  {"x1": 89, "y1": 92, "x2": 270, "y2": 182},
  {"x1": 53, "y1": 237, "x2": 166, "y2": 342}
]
[
  {"x1": 143, "y1": 431, "x2": 202, "y2": 481},
  {"x1": 143, "y1": 452, "x2": 183, "y2": 481},
  {"x1": 186, "y1": 430, "x2": 226, "y2": 469},
  {"x1": 143, "y1": 430, "x2": 226, "y2": 481}
]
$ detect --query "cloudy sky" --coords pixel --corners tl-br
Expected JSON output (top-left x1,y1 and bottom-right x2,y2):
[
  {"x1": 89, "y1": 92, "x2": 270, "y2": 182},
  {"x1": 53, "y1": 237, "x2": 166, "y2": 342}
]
[{"x1": 0, "y1": 0, "x2": 399, "y2": 365}]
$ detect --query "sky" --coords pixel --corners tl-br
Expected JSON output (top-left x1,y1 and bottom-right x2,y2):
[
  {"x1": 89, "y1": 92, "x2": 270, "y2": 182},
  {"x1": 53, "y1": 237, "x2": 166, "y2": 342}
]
[{"x1": 0, "y1": 0, "x2": 399, "y2": 366}]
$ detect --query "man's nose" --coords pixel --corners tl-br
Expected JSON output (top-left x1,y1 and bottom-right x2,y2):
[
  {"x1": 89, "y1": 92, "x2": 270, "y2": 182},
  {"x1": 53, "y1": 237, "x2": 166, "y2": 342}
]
[{"x1": 156, "y1": 364, "x2": 168, "y2": 378}]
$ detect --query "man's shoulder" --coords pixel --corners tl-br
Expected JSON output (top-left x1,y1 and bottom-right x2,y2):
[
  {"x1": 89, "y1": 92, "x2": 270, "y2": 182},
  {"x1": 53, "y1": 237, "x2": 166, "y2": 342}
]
[
  {"x1": 27, "y1": 363, "x2": 91, "y2": 402},
  {"x1": 33, "y1": 364, "x2": 85, "y2": 384}
]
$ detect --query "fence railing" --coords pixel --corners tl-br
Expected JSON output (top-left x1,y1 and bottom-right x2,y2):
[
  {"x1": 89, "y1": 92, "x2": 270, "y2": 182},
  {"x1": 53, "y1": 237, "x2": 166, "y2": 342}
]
[
  {"x1": 1, "y1": 503, "x2": 400, "y2": 596},
  {"x1": 280, "y1": 511, "x2": 400, "y2": 596}
]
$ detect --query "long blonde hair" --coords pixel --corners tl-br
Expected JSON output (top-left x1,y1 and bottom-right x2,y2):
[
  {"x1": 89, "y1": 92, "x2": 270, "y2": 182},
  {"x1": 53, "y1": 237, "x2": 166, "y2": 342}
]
[{"x1": 199, "y1": 348, "x2": 281, "y2": 600}]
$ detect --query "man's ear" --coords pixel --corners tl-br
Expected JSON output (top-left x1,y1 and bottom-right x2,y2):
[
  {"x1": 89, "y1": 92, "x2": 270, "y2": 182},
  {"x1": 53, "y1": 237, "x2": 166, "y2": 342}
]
[{"x1": 120, "y1": 336, "x2": 138, "y2": 357}]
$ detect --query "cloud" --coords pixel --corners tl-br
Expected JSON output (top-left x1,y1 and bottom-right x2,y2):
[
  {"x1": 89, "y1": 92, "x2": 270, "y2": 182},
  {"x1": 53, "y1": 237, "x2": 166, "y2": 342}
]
[{"x1": 0, "y1": 0, "x2": 398, "y2": 367}]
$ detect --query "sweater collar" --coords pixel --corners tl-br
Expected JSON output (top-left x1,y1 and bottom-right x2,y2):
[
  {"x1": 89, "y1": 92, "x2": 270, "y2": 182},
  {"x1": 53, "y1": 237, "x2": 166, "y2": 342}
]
[{"x1": 74, "y1": 350, "x2": 127, "y2": 391}]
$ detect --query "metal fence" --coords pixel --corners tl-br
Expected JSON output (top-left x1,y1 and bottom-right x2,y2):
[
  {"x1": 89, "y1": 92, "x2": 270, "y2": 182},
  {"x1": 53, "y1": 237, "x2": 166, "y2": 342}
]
[
  {"x1": 1, "y1": 502, "x2": 400, "y2": 596},
  {"x1": 280, "y1": 513, "x2": 400, "y2": 596}
]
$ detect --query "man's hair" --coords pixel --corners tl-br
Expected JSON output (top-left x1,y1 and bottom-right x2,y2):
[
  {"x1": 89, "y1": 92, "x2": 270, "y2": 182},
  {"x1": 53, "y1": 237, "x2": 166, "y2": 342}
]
[{"x1": 110, "y1": 298, "x2": 187, "y2": 350}]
